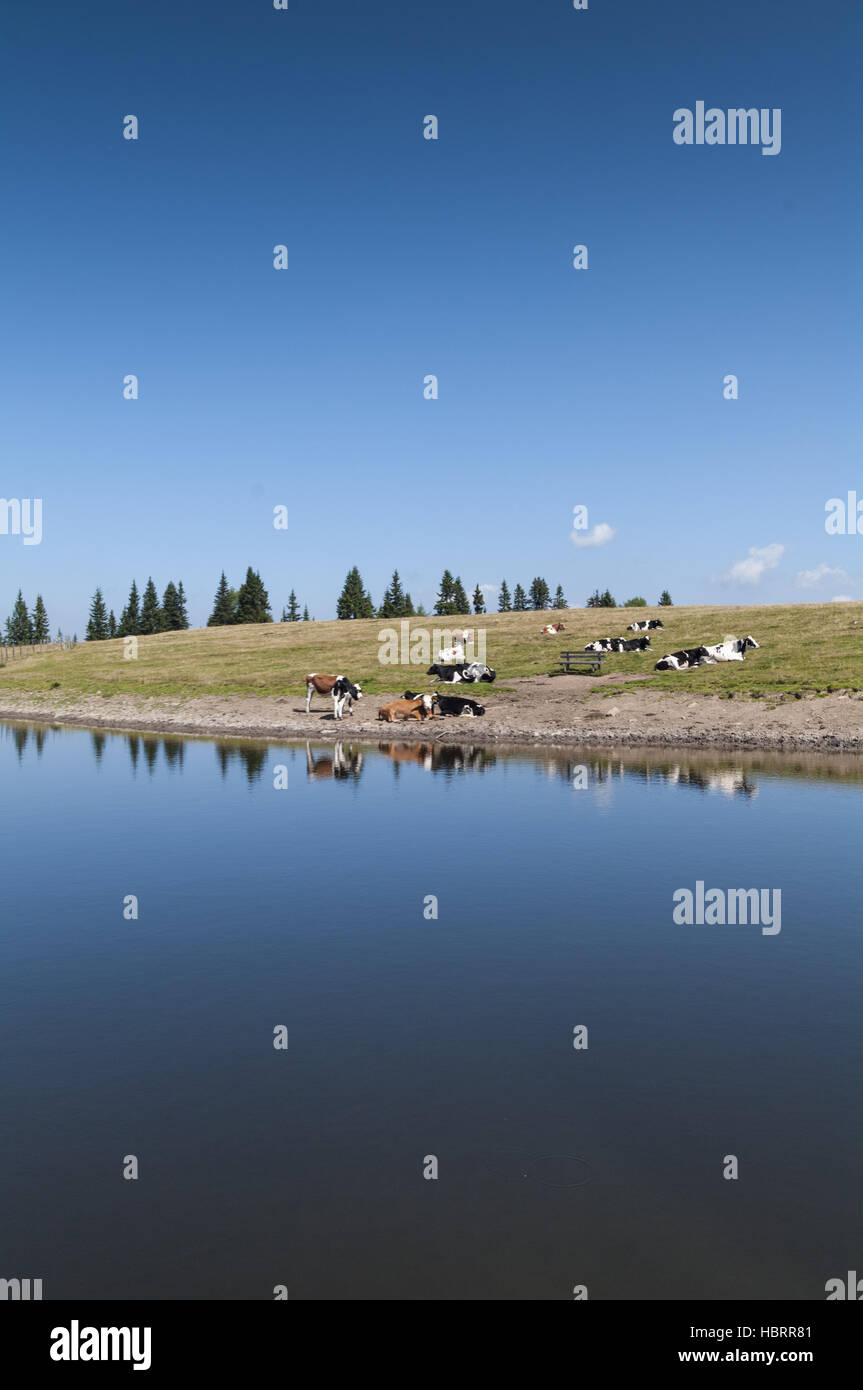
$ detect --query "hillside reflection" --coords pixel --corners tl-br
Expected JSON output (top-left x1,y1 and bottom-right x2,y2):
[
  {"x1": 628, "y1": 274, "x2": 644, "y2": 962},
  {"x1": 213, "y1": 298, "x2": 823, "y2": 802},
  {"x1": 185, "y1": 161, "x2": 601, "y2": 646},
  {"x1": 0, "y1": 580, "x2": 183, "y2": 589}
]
[{"x1": 1, "y1": 721, "x2": 862, "y2": 795}]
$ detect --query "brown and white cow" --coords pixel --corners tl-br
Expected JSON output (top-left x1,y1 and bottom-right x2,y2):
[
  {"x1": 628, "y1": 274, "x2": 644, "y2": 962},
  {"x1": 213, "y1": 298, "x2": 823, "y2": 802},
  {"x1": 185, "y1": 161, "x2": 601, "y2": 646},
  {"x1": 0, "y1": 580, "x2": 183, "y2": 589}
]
[
  {"x1": 540, "y1": 622, "x2": 565, "y2": 634},
  {"x1": 305, "y1": 672, "x2": 363, "y2": 718},
  {"x1": 377, "y1": 694, "x2": 434, "y2": 722}
]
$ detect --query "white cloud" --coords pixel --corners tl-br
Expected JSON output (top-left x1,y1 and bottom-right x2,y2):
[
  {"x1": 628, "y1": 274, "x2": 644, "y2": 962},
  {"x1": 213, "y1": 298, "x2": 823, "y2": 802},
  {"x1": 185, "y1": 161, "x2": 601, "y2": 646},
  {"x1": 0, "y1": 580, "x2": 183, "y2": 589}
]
[
  {"x1": 717, "y1": 542, "x2": 784, "y2": 586},
  {"x1": 830, "y1": 594, "x2": 855, "y2": 603},
  {"x1": 571, "y1": 521, "x2": 616, "y2": 549},
  {"x1": 480, "y1": 583, "x2": 497, "y2": 594},
  {"x1": 795, "y1": 563, "x2": 848, "y2": 589}
]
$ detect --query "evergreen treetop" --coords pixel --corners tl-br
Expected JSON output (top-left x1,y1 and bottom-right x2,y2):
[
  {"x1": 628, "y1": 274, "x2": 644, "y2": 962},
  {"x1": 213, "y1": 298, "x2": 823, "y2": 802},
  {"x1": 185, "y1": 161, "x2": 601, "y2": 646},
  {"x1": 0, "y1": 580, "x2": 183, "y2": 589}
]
[
  {"x1": 208, "y1": 572, "x2": 237, "y2": 626},
  {"x1": 86, "y1": 587, "x2": 109, "y2": 641},
  {"x1": 139, "y1": 578, "x2": 164, "y2": 635}
]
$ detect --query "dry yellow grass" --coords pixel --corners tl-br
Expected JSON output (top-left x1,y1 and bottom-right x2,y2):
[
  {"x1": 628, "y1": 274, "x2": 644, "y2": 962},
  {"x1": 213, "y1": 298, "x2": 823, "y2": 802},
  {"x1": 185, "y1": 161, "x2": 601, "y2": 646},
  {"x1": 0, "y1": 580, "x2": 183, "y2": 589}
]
[{"x1": 0, "y1": 602, "x2": 861, "y2": 700}]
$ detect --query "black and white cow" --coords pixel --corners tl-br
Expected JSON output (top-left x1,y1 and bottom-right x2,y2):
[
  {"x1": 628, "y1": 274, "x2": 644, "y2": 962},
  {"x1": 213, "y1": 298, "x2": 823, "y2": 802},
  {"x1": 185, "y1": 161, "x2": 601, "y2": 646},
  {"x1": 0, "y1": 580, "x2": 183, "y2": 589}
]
[
  {"x1": 627, "y1": 619, "x2": 664, "y2": 631},
  {"x1": 332, "y1": 676, "x2": 363, "y2": 718},
  {"x1": 462, "y1": 661, "x2": 495, "y2": 682},
  {"x1": 654, "y1": 647, "x2": 712, "y2": 672},
  {"x1": 431, "y1": 693, "x2": 485, "y2": 717},
  {"x1": 426, "y1": 662, "x2": 467, "y2": 683},
  {"x1": 426, "y1": 662, "x2": 496, "y2": 684},
  {"x1": 702, "y1": 636, "x2": 760, "y2": 662},
  {"x1": 584, "y1": 637, "x2": 649, "y2": 653}
]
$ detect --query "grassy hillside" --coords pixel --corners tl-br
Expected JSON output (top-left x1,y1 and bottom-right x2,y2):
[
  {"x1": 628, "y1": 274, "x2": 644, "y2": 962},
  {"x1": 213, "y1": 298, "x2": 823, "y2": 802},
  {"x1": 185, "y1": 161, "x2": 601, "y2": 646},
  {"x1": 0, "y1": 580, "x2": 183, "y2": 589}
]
[{"x1": 0, "y1": 602, "x2": 861, "y2": 700}]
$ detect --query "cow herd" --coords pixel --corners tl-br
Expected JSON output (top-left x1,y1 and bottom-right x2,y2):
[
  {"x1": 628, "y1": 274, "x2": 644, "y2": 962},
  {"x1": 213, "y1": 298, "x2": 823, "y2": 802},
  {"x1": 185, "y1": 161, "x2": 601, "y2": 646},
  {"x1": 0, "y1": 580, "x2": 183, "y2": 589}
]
[
  {"x1": 581, "y1": 626, "x2": 760, "y2": 672},
  {"x1": 306, "y1": 668, "x2": 491, "y2": 722},
  {"x1": 304, "y1": 624, "x2": 762, "y2": 725},
  {"x1": 376, "y1": 691, "x2": 488, "y2": 722}
]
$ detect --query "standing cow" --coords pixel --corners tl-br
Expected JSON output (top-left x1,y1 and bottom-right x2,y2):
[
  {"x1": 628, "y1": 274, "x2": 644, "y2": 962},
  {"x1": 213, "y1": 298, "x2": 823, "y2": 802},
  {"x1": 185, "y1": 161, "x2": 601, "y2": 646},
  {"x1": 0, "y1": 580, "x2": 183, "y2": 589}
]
[{"x1": 306, "y1": 672, "x2": 363, "y2": 718}]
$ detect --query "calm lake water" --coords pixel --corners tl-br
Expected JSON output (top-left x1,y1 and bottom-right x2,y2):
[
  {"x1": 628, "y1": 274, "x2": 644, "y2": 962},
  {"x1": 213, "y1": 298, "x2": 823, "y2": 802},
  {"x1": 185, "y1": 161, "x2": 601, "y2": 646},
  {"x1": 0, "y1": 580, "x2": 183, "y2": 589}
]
[{"x1": 1, "y1": 722, "x2": 861, "y2": 1301}]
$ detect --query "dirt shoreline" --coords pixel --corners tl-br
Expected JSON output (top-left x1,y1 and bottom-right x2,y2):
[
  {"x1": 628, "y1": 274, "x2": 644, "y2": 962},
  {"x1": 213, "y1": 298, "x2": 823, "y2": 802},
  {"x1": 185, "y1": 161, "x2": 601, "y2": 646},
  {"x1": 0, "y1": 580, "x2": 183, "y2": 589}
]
[{"x1": 3, "y1": 674, "x2": 863, "y2": 752}]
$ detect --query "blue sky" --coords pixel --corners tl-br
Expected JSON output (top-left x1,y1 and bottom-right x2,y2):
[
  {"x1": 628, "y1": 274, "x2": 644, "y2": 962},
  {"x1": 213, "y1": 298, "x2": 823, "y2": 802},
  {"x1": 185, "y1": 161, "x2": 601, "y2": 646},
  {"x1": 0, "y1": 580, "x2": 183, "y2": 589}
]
[{"x1": 1, "y1": 0, "x2": 861, "y2": 630}]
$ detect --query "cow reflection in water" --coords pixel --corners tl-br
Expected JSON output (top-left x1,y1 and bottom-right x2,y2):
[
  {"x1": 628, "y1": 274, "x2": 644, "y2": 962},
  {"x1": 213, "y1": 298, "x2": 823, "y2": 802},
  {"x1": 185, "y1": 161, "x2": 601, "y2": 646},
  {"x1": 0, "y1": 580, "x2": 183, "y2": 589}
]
[
  {"x1": 378, "y1": 743, "x2": 494, "y2": 775},
  {"x1": 305, "y1": 742, "x2": 365, "y2": 782},
  {"x1": 539, "y1": 754, "x2": 759, "y2": 799},
  {"x1": 662, "y1": 765, "x2": 758, "y2": 798}
]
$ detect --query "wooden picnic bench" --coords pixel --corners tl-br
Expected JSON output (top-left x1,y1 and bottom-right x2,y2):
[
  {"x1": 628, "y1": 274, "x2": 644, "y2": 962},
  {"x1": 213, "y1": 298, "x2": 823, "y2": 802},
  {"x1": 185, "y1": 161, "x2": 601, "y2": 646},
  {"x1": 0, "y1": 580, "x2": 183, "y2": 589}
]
[{"x1": 557, "y1": 649, "x2": 609, "y2": 674}]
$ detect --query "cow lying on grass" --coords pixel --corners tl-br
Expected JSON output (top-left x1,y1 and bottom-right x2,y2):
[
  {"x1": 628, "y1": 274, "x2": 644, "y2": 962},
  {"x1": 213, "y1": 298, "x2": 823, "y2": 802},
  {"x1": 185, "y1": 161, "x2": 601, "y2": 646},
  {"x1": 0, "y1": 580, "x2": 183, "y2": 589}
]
[
  {"x1": 540, "y1": 622, "x2": 565, "y2": 634},
  {"x1": 405, "y1": 691, "x2": 485, "y2": 717},
  {"x1": 654, "y1": 636, "x2": 759, "y2": 671},
  {"x1": 627, "y1": 619, "x2": 664, "y2": 631},
  {"x1": 704, "y1": 636, "x2": 760, "y2": 661},
  {"x1": 654, "y1": 647, "x2": 711, "y2": 671},
  {"x1": 306, "y1": 673, "x2": 363, "y2": 718},
  {"x1": 378, "y1": 694, "x2": 434, "y2": 722},
  {"x1": 584, "y1": 636, "x2": 650, "y2": 653},
  {"x1": 426, "y1": 661, "x2": 496, "y2": 684}
]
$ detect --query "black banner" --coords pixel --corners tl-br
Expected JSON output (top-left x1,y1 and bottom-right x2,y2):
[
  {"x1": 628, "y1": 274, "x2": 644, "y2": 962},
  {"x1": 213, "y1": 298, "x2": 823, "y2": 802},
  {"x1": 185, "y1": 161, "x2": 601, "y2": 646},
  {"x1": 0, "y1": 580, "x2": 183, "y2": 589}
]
[{"x1": 3, "y1": 1300, "x2": 859, "y2": 1376}]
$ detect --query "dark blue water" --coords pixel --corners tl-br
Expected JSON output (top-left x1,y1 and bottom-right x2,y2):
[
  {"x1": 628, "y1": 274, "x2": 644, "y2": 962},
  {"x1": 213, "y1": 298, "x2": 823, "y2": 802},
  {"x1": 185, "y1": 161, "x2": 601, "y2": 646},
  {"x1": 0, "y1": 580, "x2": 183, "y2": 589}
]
[{"x1": 1, "y1": 723, "x2": 861, "y2": 1300}]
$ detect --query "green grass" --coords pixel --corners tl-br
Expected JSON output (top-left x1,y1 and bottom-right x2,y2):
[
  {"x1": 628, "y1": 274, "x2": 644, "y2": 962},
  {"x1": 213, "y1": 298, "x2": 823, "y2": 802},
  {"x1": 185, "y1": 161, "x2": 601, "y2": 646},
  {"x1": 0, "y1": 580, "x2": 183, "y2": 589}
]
[{"x1": 0, "y1": 602, "x2": 861, "y2": 700}]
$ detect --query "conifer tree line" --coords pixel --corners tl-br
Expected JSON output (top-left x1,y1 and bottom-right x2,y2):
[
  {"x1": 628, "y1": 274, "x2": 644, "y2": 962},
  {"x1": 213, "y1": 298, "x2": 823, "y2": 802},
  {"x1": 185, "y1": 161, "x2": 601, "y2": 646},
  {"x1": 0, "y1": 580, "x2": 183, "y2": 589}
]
[
  {"x1": 206, "y1": 569, "x2": 274, "y2": 627},
  {"x1": 14, "y1": 569, "x2": 675, "y2": 643},
  {"x1": 586, "y1": 589, "x2": 674, "y2": 609},
  {"x1": 85, "y1": 578, "x2": 191, "y2": 641},
  {"x1": 495, "y1": 578, "x2": 566, "y2": 612},
  {"x1": 335, "y1": 569, "x2": 569, "y2": 619},
  {"x1": 4, "y1": 591, "x2": 50, "y2": 644}
]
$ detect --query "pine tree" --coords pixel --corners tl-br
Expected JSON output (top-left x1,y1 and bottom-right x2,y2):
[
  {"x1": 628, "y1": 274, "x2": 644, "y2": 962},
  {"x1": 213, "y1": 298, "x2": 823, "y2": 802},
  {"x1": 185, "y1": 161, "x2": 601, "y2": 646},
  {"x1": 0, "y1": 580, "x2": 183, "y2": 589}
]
[
  {"x1": 403, "y1": 592, "x2": 415, "y2": 616},
  {"x1": 86, "y1": 587, "x2": 109, "y2": 641},
  {"x1": 162, "y1": 581, "x2": 186, "y2": 630},
  {"x1": 415, "y1": 603, "x2": 427, "y2": 617},
  {"x1": 434, "y1": 569, "x2": 457, "y2": 616},
  {"x1": 586, "y1": 588, "x2": 616, "y2": 608},
  {"x1": 108, "y1": 610, "x2": 117, "y2": 638},
  {"x1": 513, "y1": 583, "x2": 528, "y2": 611},
  {"x1": 283, "y1": 590, "x2": 300, "y2": 622},
  {"x1": 302, "y1": 605, "x2": 310, "y2": 621},
  {"x1": 379, "y1": 569, "x2": 409, "y2": 619},
  {"x1": 658, "y1": 590, "x2": 673, "y2": 606},
  {"x1": 452, "y1": 576, "x2": 469, "y2": 614},
  {"x1": 32, "y1": 594, "x2": 50, "y2": 642},
  {"x1": 552, "y1": 585, "x2": 567, "y2": 610},
  {"x1": 498, "y1": 580, "x2": 511, "y2": 612},
  {"x1": 472, "y1": 584, "x2": 485, "y2": 614},
  {"x1": 5, "y1": 590, "x2": 32, "y2": 644},
  {"x1": 337, "y1": 567, "x2": 374, "y2": 619},
  {"x1": 529, "y1": 577, "x2": 551, "y2": 610},
  {"x1": 139, "y1": 578, "x2": 164, "y2": 634},
  {"x1": 236, "y1": 567, "x2": 272, "y2": 624},
  {"x1": 176, "y1": 582, "x2": 190, "y2": 629},
  {"x1": 118, "y1": 580, "x2": 141, "y2": 637},
  {"x1": 208, "y1": 572, "x2": 237, "y2": 627}
]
